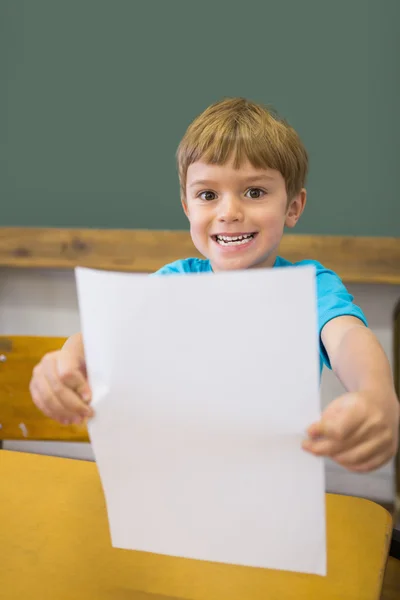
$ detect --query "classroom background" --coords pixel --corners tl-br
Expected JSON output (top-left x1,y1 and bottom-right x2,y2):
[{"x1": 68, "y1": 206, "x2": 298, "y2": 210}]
[{"x1": 1, "y1": 0, "x2": 399, "y2": 516}]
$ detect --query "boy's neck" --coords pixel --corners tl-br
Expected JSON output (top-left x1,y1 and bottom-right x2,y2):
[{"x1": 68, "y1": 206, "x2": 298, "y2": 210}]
[{"x1": 209, "y1": 250, "x2": 279, "y2": 273}]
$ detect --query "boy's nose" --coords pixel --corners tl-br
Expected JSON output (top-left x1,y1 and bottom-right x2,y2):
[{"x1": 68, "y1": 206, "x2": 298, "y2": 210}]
[{"x1": 217, "y1": 196, "x2": 244, "y2": 223}]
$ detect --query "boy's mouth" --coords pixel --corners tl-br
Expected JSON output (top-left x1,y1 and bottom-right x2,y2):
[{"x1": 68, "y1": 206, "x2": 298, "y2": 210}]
[{"x1": 212, "y1": 233, "x2": 257, "y2": 246}]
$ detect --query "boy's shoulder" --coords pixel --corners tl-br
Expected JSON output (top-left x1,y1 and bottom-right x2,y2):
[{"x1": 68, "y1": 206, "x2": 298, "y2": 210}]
[
  {"x1": 275, "y1": 256, "x2": 349, "y2": 293},
  {"x1": 275, "y1": 255, "x2": 329, "y2": 274}
]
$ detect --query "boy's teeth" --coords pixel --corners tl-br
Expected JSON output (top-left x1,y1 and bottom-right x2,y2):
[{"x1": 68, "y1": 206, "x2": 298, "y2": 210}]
[{"x1": 216, "y1": 233, "x2": 254, "y2": 246}]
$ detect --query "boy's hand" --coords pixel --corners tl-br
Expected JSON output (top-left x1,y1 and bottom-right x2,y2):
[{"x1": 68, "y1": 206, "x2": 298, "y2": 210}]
[
  {"x1": 29, "y1": 350, "x2": 93, "y2": 425},
  {"x1": 302, "y1": 391, "x2": 399, "y2": 472}
]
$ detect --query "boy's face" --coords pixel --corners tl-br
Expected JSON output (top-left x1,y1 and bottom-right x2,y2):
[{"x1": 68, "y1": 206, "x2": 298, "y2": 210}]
[{"x1": 183, "y1": 157, "x2": 306, "y2": 272}]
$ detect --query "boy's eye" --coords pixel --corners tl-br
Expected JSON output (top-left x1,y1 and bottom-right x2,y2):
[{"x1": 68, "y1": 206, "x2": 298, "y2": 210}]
[
  {"x1": 245, "y1": 188, "x2": 265, "y2": 199},
  {"x1": 199, "y1": 191, "x2": 217, "y2": 201}
]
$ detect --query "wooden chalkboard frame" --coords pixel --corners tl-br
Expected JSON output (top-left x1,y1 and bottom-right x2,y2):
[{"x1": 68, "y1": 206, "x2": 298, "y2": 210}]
[{"x1": 0, "y1": 228, "x2": 399, "y2": 285}]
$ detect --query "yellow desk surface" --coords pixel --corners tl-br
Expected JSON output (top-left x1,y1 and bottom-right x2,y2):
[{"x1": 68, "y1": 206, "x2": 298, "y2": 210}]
[{"x1": 0, "y1": 450, "x2": 393, "y2": 600}]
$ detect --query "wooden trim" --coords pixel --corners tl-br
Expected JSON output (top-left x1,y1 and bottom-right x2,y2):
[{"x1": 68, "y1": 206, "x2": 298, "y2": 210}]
[{"x1": 0, "y1": 227, "x2": 400, "y2": 284}]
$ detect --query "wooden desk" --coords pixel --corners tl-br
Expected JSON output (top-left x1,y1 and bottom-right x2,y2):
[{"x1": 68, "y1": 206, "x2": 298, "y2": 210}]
[{"x1": 0, "y1": 450, "x2": 393, "y2": 600}]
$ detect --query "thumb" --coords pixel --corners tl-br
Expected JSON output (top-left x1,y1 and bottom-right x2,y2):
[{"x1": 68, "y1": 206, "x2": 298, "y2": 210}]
[
  {"x1": 56, "y1": 350, "x2": 91, "y2": 402},
  {"x1": 308, "y1": 394, "x2": 358, "y2": 439}
]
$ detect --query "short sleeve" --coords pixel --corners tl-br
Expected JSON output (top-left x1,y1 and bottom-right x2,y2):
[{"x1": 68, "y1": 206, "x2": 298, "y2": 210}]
[
  {"x1": 314, "y1": 262, "x2": 368, "y2": 369},
  {"x1": 152, "y1": 258, "x2": 213, "y2": 275},
  {"x1": 151, "y1": 260, "x2": 184, "y2": 276}
]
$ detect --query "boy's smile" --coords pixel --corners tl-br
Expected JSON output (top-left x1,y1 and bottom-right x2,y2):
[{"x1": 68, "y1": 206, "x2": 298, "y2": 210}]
[
  {"x1": 212, "y1": 231, "x2": 258, "y2": 249},
  {"x1": 183, "y1": 157, "x2": 306, "y2": 272}
]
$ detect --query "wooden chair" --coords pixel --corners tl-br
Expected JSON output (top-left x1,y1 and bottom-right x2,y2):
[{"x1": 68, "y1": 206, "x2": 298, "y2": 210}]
[
  {"x1": 0, "y1": 334, "x2": 399, "y2": 599},
  {"x1": 0, "y1": 334, "x2": 88, "y2": 444}
]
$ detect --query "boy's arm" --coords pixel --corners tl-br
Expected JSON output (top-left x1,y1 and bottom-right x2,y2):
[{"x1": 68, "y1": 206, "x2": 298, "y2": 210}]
[
  {"x1": 323, "y1": 316, "x2": 395, "y2": 399},
  {"x1": 303, "y1": 316, "x2": 400, "y2": 472}
]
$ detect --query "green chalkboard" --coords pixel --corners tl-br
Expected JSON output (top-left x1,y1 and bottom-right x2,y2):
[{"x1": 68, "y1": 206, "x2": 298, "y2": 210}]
[{"x1": 1, "y1": 0, "x2": 399, "y2": 236}]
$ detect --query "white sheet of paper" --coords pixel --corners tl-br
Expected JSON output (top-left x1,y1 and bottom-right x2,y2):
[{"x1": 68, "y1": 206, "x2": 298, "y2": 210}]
[{"x1": 75, "y1": 265, "x2": 326, "y2": 576}]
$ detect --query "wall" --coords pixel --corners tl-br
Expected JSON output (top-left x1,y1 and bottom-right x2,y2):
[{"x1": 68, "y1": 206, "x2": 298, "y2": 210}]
[
  {"x1": 1, "y1": 268, "x2": 399, "y2": 502},
  {"x1": 2, "y1": 0, "x2": 400, "y2": 236}
]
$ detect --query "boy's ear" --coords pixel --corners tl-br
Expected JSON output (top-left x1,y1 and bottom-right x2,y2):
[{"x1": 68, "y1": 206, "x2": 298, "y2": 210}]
[
  {"x1": 181, "y1": 195, "x2": 190, "y2": 219},
  {"x1": 285, "y1": 189, "x2": 307, "y2": 228}
]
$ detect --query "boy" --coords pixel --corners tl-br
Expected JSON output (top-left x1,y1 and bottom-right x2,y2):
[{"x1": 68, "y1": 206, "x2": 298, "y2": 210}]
[{"x1": 30, "y1": 97, "x2": 399, "y2": 473}]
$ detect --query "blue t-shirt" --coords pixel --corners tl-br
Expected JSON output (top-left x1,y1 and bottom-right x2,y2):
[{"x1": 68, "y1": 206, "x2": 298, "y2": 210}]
[{"x1": 153, "y1": 256, "x2": 368, "y2": 373}]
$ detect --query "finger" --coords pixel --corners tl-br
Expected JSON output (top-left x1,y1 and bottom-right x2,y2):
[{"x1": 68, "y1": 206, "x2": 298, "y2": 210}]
[
  {"x1": 302, "y1": 437, "x2": 341, "y2": 457},
  {"x1": 345, "y1": 453, "x2": 391, "y2": 473},
  {"x1": 332, "y1": 431, "x2": 393, "y2": 470},
  {"x1": 307, "y1": 397, "x2": 350, "y2": 438},
  {"x1": 30, "y1": 379, "x2": 55, "y2": 420},
  {"x1": 30, "y1": 377, "x2": 77, "y2": 424},
  {"x1": 308, "y1": 394, "x2": 363, "y2": 442},
  {"x1": 55, "y1": 352, "x2": 91, "y2": 402},
  {"x1": 303, "y1": 420, "x2": 370, "y2": 457},
  {"x1": 43, "y1": 358, "x2": 93, "y2": 420}
]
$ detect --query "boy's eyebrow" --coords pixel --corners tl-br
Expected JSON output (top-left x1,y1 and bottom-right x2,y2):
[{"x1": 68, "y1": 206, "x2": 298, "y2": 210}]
[
  {"x1": 241, "y1": 175, "x2": 277, "y2": 184},
  {"x1": 189, "y1": 175, "x2": 277, "y2": 188},
  {"x1": 189, "y1": 179, "x2": 215, "y2": 188}
]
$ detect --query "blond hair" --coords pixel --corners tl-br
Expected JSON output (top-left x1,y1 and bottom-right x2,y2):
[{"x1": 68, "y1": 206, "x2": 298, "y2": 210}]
[{"x1": 177, "y1": 97, "x2": 308, "y2": 201}]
